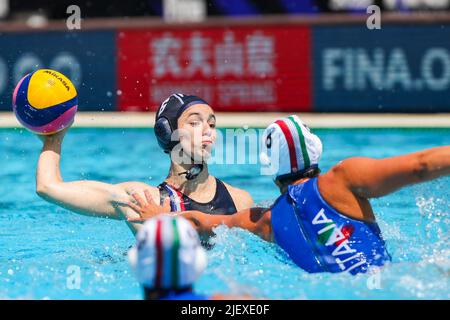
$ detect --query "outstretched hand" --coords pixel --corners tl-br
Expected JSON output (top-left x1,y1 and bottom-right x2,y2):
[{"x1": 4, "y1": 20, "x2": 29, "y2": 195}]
[{"x1": 127, "y1": 190, "x2": 171, "y2": 223}]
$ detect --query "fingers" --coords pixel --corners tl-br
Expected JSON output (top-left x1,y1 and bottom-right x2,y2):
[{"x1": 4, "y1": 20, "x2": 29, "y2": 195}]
[
  {"x1": 132, "y1": 192, "x2": 146, "y2": 207},
  {"x1": 144, "y1": 189, "x2": 153, "y2": 204},
  {"x1": 127, "y1": 201, "x2": 142, "y2": 214},
  {"x1": 162, "y1": 197, "x2": 171, "y2": 211},
  {"x1": 146, "y1": 192, "x2": 159, "y2": 206},
  {"x1": 127, "y1": 217, "x2": 144, "y2": 223}
]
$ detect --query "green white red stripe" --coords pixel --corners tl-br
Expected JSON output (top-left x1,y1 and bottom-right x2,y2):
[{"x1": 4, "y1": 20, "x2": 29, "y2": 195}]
[
  {"x1": 287, "y1": 116, "x2": 310, "y2": 169},
  {"x1": 154, "y1": 217, "x2": 182, "y2": 289},
  {"x1": 275, "y1": 120, "x2": 298, "y2": 172},
  {"x1": 155, "y1": 219, "x2": 163, "y2": 288},
  {"x1": 275, "y1": 117, "x2": 312, "y2": 173},
  {"x1": 171, "y1": 218, "x2": 180, "y2": 288}
]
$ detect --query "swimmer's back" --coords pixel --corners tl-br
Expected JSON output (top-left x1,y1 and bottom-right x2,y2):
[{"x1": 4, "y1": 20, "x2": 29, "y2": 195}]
[{"x1": 271, "y1": 177, "x2": 391, "y2": 274}]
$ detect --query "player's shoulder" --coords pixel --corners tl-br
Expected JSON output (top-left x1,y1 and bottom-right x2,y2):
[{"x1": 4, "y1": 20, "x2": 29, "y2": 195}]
[
  {"x1": 115, "y1": 181, "x2": 160, "y2": 201},
  {"x1": 220, "y1": 180, "x2": 254, "y2": 210}
]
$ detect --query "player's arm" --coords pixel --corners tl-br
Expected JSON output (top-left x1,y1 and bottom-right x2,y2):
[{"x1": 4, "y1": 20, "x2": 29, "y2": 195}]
[
  {"x1": 330, "y1": 146, "x2": 450, "y2": 199},
  {"x1": 35, "y1": 131, "x2": 158, "y2": 220},
  {"x1": 180, "y1": 207, "x2": 271, "y2": 241},
  {"x1": 126, "y1": 192, "x2": 272, "y2": 241}
]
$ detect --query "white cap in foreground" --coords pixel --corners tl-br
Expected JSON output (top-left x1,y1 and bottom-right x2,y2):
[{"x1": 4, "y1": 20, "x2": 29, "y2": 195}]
[{"x1": 128, "y1": 215, "x2": 207, "y2": 290}]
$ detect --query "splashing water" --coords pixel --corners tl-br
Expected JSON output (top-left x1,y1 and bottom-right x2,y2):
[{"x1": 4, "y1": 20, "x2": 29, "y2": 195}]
[{"x1": 0, "y1": 128, "x2": 449, "y2": 299}]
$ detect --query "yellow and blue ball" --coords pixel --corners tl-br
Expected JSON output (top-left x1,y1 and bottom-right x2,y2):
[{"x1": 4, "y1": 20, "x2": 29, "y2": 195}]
[{"x1": 12, "y1": 69, "x2": 78, "y2": 135}]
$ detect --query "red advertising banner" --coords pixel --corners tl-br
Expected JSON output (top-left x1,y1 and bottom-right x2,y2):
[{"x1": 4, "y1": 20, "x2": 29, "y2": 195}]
[{"x1": 117, "y1": 26, "x2": 311, "y2": 112}]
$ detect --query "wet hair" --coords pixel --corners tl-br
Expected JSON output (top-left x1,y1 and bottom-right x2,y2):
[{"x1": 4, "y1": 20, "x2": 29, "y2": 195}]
[
  {"x1": 275, "y1": 165, "x2": 321, "y2": 188},
  {"x1": 143, "y1": 286, "x2": 193, "y2": 300}
]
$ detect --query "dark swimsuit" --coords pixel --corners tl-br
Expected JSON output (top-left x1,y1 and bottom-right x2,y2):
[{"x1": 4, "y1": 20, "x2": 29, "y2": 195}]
[{"x1": 158, "y1": 177, "x2": 237, "y2": 215}]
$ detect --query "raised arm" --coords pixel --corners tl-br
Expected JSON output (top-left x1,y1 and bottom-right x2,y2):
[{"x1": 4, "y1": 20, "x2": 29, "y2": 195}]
[
  {"x1": 331, "y1": 146, "x2": 450, "y2": 199},
  {"x1": 35, "y1": 130, "x2": 157, "y2": 220}
]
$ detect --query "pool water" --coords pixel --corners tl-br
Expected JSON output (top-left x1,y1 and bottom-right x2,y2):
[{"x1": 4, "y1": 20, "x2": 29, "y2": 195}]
[{"x1": 0, "y1": 128, "x2": 449, "y2": 299}]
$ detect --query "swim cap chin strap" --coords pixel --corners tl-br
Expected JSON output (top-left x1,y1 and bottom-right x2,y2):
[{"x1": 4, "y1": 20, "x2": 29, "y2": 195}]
[
  {"x1": 275, "y1": 165, "x2": 321, "y2": 185},
  {"x1": 178, "y1": 163, "x2": 204, "y2": 180}
]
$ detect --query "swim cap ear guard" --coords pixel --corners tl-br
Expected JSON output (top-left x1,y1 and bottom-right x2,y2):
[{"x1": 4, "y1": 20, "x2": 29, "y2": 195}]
[
  {"x1": 154, "y1": 117, "x2": 175, "y2": 153},
  {"x1": 154, "y1": 93, "x2": 208, "y2": 154}
]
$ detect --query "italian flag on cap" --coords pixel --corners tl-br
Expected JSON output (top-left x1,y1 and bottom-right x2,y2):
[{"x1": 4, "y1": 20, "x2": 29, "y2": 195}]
[
  {"x1": 129, "y1": 215, "x2": 207, "y2": 290},
  {"x1": 265, "y1": 115, "x2": 322, "y2": 179}
]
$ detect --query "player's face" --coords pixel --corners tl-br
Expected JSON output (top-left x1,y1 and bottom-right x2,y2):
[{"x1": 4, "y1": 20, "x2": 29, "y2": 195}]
[{"x1": 177, "y1": 104, "x2": 217, "y2": 162}]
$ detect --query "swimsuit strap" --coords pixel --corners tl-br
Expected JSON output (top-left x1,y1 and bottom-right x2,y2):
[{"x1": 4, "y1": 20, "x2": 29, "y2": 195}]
[
  {"x1": 158, "y1": 182, "x2": 186, "y2": 211},
  {"x1": 158, "y1": 178, "x2": 237, "y2": 215}
]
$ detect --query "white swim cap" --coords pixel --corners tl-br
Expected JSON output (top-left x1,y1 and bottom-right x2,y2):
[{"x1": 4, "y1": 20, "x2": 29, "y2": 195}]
[
  {"x1": 260, "y1": 115, "x2": 322, "y2": 181},
  {"x1": 128, "y1": 215, "x2": 207, "y2": 290}
]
